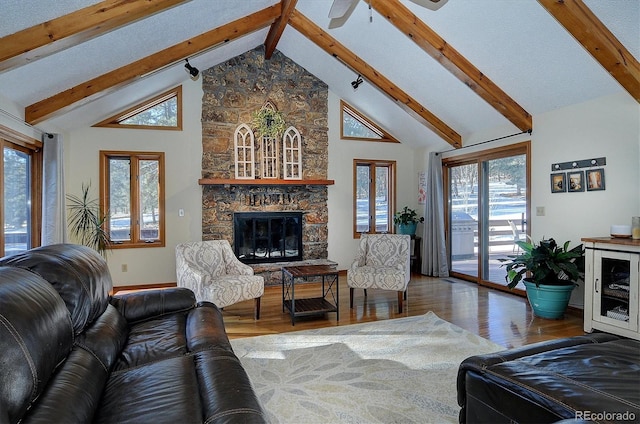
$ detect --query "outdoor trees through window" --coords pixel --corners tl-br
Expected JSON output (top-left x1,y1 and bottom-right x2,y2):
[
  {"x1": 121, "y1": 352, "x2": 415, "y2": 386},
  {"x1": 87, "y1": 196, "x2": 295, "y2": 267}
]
[
  {"x1": 100, "y1": 151, "x2": 164, "y2": 248},
  {"x1": 354, "y1": 159, "x2": 395, "y2": 237},
  {"x1": 0, "y1": 132, "x2": 41, "y2": 257}
]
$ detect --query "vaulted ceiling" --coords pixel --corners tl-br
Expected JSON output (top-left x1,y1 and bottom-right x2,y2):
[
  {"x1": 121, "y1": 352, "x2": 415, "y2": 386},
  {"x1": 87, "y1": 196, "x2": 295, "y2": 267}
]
[{"x1": 1, "y1": 0, "x2": 638, "y2": 150}]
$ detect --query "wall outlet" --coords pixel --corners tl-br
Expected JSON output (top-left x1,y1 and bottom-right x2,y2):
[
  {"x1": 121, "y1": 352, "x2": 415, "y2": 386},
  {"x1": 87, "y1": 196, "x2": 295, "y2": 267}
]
[{"x1": 121, "y1": 264, "x2": 128, "y2": 272}]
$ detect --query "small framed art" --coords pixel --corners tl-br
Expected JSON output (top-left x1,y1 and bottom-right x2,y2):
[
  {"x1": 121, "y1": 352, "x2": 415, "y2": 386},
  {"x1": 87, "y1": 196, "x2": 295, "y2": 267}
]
[
  {"x1": 567, "y1": 170, "x2": 585, "y2": 192},
  {"x1": 586, "y1": 168, "x2": 605, "y2": 191},
  {"x1": 550, "y1": 173, "x2": 566, "y2": 193}
]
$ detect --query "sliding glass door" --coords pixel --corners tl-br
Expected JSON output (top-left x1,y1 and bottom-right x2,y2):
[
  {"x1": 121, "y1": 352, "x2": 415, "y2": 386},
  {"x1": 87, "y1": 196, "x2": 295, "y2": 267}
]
[{"x1": 444, "y1": 142, "x2": 530, "y2": 292}]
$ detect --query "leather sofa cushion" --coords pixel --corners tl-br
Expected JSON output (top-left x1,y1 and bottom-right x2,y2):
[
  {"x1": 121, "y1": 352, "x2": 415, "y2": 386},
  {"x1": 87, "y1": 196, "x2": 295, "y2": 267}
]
[
  {"x1": 96, "y1": 351, "x2": 266, "y2": 424},
  {"x1": 0, "y1": 267, "x2": 73, "y2": 424},
  {"x1": 113, "y1": 313, "x2": 188, "y2": 371},
  {"x1": 109, "y1": 287, "x2": 195, "y2": 324},
  {"x1": 458, "y1": 334, "x2": 640, "y2": 423},
  {"x1": 0, "y1": 244, "x2": 112, "y2": 335}
]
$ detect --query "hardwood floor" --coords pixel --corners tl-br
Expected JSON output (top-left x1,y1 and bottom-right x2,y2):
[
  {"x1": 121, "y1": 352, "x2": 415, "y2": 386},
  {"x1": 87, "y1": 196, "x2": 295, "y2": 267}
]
[{"x1": 220, "y1": 272, "x2": 586, "y2": 349}]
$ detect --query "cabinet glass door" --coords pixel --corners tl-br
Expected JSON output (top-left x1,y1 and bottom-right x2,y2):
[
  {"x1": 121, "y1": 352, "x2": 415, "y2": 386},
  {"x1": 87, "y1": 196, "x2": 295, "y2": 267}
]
[{"x1": 593, "y1": 250, "x2": 639, "y2": 331}]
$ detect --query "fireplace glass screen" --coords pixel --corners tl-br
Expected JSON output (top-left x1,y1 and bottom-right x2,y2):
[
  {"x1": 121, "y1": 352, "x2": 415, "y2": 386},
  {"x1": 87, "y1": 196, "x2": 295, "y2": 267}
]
[{"x1": 234, "y1": 212, "x2": 302, "y2": 263}]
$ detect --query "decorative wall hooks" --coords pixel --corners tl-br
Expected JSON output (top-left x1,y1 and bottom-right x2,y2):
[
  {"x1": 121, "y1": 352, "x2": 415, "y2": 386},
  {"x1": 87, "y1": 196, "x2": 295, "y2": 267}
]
[{"x1": 551, "y1": 157, "x2": 606, "y2": 171}]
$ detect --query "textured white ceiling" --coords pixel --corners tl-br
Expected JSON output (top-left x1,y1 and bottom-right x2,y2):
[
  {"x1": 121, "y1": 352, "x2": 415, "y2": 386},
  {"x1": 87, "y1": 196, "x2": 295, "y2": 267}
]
[{"x1": 0, "y1": 0, "x2": 637, "y2": 149}]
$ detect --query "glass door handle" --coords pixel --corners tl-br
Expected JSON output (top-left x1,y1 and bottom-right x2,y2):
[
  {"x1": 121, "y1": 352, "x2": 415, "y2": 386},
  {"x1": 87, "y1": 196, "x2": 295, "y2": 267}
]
[{"x1": 594, "y1": 278, "x2": 600, "y2": 293}]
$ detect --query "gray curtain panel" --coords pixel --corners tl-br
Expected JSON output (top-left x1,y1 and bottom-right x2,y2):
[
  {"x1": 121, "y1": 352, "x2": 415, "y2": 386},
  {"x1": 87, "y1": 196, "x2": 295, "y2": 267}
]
[
  {"x1": 422, "y1": 152, "x2": 449, "y2": 277},
  {"x1": 41, "y1": 133, "x2": 67, "y2": 245}
]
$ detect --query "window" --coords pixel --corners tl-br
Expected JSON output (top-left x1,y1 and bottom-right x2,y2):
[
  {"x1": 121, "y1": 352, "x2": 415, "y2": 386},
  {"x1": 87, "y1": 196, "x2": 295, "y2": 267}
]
[
  {"x1": 93, "y1": 86, "x2": 182, "y2": 130},
  {"x1": 0, "y1": 126, "x2": 42, "y2": 256},
  {"x1": 100, "y1": 151, "x2": 165, "y2": 248},
  {"x1": 353, "y1": 159, "x2": 396, "y2": 237},
  {"x1": 341, "y1": 100, "x2": 398, "y2": 143}
]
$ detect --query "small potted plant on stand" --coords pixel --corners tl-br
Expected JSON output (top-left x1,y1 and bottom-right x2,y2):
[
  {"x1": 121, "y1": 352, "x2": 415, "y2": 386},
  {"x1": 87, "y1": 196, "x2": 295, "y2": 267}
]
[
  {"x1": 499, "y1": 238, "x2": 585, "y2": 319},
  {"x1": 393, "y1": 206, "x2": 424, "y2": 236}
]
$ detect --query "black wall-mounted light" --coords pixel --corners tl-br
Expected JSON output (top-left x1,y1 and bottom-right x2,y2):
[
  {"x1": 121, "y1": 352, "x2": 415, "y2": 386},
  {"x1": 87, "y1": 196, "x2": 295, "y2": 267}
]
[
  {"x1": 184, "y1": 59, "x2": 200, "y2": 81},
  {"x1": 351, "y1": 74, "x2": 363, "y2": 90}
]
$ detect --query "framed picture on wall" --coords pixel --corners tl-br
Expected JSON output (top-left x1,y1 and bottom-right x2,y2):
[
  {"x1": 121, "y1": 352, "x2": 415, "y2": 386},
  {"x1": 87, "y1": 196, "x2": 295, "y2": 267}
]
[
  {"x1": 567, "y1": 170, "x2": 585, "y2": 192},
  {"x1": 586, "y1": 168, "x2": 605, "y2": 191},
  {"x1": 550, "y1": 173, "x2": 566, "y2": 193}
]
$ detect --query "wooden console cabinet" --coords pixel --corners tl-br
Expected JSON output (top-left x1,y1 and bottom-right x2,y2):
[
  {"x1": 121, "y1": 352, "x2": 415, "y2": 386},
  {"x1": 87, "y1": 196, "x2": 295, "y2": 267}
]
[{"x1": 582, "y1": 237, "x2": 640, "y2": 340}]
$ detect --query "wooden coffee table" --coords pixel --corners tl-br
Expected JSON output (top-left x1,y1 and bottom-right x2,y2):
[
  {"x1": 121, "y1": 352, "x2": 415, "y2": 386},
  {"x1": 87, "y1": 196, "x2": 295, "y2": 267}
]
[{"x1": 281, "y1": 264, "x2": 339, "y2": 325}]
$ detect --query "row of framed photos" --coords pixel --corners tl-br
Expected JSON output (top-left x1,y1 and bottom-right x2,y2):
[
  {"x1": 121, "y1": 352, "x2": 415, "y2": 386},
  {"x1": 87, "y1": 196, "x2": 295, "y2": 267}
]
[{"x1": 551, "y1": 168, "x2": 605, "y2": 193}]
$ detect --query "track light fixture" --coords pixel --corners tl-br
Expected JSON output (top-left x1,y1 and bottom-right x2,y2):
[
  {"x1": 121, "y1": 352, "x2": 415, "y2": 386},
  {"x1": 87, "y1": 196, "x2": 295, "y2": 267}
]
[
  {"x1": 351, "y1": 74, "x2": 363, "y2": 90},
  {"x1": 184, "y1": 59, "x2": 199, "y2": 81}
]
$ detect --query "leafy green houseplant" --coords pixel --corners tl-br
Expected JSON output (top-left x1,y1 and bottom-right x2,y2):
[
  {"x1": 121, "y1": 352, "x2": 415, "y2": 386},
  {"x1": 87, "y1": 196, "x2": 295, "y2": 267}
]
[
  {"x1": 394, "y1": 206, "x2": 424, "y2": 235},
  {"x1": 66, "y1": 182, "x2": 111, "y2": 257},
  {"x1": 499, "y1": 238, "x2": 585, "y2": 319},
  {"x1": 500, "y1": 238, "x2": 585, "y2": 289}
]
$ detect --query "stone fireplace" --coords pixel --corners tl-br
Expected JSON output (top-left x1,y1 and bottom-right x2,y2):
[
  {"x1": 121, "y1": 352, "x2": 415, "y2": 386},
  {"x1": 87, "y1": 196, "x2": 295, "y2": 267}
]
[{"x1": 200, "y1": 46, "x2": 331, "y2": 283}]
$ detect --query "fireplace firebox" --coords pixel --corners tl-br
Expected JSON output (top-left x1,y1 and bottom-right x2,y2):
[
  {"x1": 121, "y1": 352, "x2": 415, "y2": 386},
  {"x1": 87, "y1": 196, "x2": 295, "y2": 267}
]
[{"x1": 234, "y1": 212, "x2": 303, "y2": 264}]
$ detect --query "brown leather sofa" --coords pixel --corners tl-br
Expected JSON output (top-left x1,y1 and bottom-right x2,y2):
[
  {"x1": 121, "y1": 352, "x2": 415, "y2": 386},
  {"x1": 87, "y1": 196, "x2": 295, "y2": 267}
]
[
  {"x1": 457, "y1": 333, "x2": 640, "y2": 423},
  {"x1": 0, "y1": 243, "x2": 266, "y2": 424}
]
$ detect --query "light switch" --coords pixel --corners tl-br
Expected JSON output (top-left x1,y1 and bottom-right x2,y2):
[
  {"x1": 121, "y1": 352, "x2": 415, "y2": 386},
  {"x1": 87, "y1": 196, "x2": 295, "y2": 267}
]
[
  {"x1": 536, "y1": 206, "x2": 545, "y2": 216},
  {"x1": 179, "y1": 208, "x2": 185, "y2": 217}
]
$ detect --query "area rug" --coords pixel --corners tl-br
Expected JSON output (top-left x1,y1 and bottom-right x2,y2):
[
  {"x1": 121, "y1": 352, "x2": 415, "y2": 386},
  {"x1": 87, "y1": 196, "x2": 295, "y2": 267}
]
[{"x1": 230, "y1": 312, "x2": 504, "y2": 423}]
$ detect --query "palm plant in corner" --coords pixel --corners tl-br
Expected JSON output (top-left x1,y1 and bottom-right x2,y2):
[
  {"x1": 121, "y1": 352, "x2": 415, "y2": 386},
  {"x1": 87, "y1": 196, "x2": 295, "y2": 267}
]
[
  {"x1": 67, "y1": 182, "x2": 111, "y2": 257},
  {"x1": 499, "y1": 237, "x2": 584, "y2": 319}
]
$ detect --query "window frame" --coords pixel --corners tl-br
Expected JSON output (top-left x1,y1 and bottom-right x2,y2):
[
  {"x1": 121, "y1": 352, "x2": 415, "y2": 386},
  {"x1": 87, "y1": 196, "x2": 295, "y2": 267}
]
[
  {"x1": 0, "y1": 124, "x2": 42, "y2": 256},
  {"x1": 93, "y1": 86, "x2": 182, "y2": 130},
  {"x1": 353, "y1": 159, "x2": 396, "y2": 238},
  {"x1": 340, "y1": 100, "x2": 399, "y2": 143},
  {"x1": 100, "y1": 150, "x2": 165, "y2": 249}
]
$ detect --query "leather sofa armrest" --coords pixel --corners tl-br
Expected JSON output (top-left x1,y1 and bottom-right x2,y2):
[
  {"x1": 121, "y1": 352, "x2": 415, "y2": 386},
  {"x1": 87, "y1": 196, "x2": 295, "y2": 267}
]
[
  {"x1": 456, "y1": 333, "x2": 621, "y2": 407},
  {"x1": 110, "y1": 287, "x2": 196, "y2": 324}
]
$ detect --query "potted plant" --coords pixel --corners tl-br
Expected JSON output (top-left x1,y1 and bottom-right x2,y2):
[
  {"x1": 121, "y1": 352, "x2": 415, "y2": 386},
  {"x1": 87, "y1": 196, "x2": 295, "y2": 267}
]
[
  {"x1": 66, "y1": 182, "x2": 111, "y2": 257},
  {"x1": 499, "y1": 238, "x2": 585, "y2": 319},
  {"x1": 393, "y1": 206, "x2": 424, "y2": 235}
]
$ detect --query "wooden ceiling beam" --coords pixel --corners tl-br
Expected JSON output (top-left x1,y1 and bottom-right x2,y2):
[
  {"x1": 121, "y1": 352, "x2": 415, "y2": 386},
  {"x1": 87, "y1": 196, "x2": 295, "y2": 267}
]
[
  {"x1": 265, "y1": 0, "x2": 298, "y2": 59},
  {"x1": 0, "y1": 0, "x2": 190, "y2": 73},
  {"x1": 538, "y1": 0, "x2": 640, "y2": 103},
  {"x1": 372, "y1": 0, "x2": 532, "y2": 132},
  {"x1": 288, "y1": 9, "x2": 461, "y2": 148},
  {"x1": 25, "y1": 5, "x2": 281, "y2": 124}
]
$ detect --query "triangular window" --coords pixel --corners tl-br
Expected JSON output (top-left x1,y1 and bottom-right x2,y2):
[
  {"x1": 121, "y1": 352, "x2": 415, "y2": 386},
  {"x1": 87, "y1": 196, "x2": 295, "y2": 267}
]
[
  {"x1": 94, "y1": 86, "x2": 182, "y2": 130},
  {"x1": 340, "y1": 100, "x2": 398, "y2": 143}
]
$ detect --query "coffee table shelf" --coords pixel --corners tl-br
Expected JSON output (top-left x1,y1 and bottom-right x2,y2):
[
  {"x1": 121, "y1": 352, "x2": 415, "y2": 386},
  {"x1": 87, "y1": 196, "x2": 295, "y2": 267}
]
[{"x1": 281, "y1": 265, "x2": 339, "y2": 325}]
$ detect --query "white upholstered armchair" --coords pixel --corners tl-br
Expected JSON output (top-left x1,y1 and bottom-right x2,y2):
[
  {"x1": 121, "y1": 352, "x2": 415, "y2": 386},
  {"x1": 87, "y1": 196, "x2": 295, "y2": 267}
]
[
  {"x1": 175, "y1": 240, "x2": 264, "y2": 319},
  {"x1": 347, "y1": 234, "x2": 411, "y2": 313}
]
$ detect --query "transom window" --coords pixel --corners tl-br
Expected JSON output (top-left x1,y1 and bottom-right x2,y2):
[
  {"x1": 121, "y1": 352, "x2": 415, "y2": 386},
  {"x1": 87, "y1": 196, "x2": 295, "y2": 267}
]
[
  {"x1": 100, "y1": 151, "x2": 165, "y2": 248},
  {"x1": 94, "y1": 86, "x2": 182, "y2": 130},
  {"x1": 341, "y1": 100, "x2": 398, "y2": 143}
]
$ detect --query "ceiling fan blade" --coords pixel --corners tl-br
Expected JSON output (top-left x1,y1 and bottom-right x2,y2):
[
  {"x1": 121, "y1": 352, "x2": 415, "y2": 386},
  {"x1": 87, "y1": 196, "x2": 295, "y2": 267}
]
[
  {"x1": 329, "y1": 0, "x2": 358, "y2": 19},
  {"x1": 328, "y1": 0, "x2": 360, "y2": 29},
  {"x1": 408, "y1": 0, "x2": 448, "y2": 11}
]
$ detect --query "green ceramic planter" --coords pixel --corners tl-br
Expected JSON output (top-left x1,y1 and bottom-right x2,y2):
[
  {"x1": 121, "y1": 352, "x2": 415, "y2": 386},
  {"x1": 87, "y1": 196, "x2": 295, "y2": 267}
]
[
  {"x1": 396, "y1": 223, "x2": 417, "y2": 235},
  {"x1": 524, "y1": 280, "x2": 575, "y2": 319}
]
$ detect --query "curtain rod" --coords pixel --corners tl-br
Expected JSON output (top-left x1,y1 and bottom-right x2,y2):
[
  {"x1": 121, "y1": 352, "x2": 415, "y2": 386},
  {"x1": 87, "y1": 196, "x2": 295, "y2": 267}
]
[
  {"x1": 436, "y1": 129, "x2": 532, "y2": 155},
  {"x1": 0, "y1": 107, "x2": 52, "y2": 138}
]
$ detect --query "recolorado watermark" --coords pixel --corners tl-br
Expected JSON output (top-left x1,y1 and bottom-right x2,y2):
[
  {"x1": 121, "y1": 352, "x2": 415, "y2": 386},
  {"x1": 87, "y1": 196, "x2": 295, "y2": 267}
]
[{"x1": 576, "y1": 410, "x2": 636, "y2": 422}]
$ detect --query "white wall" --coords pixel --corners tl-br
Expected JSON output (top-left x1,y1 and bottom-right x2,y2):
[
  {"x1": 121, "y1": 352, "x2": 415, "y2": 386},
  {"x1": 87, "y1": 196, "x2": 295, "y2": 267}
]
[{"x1": 64, "y1": 81, "x2": 204, "y2": 286}]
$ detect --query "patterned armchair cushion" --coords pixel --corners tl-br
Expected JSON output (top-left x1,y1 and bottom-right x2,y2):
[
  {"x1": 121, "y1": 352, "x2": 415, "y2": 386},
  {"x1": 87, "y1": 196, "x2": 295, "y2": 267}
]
[
  {"x1": 347, "y1": 234, "x2": 411, "y2": 291},
  {"x1": 175, "y1": 241, "x2": 264, "y2": 309}
]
